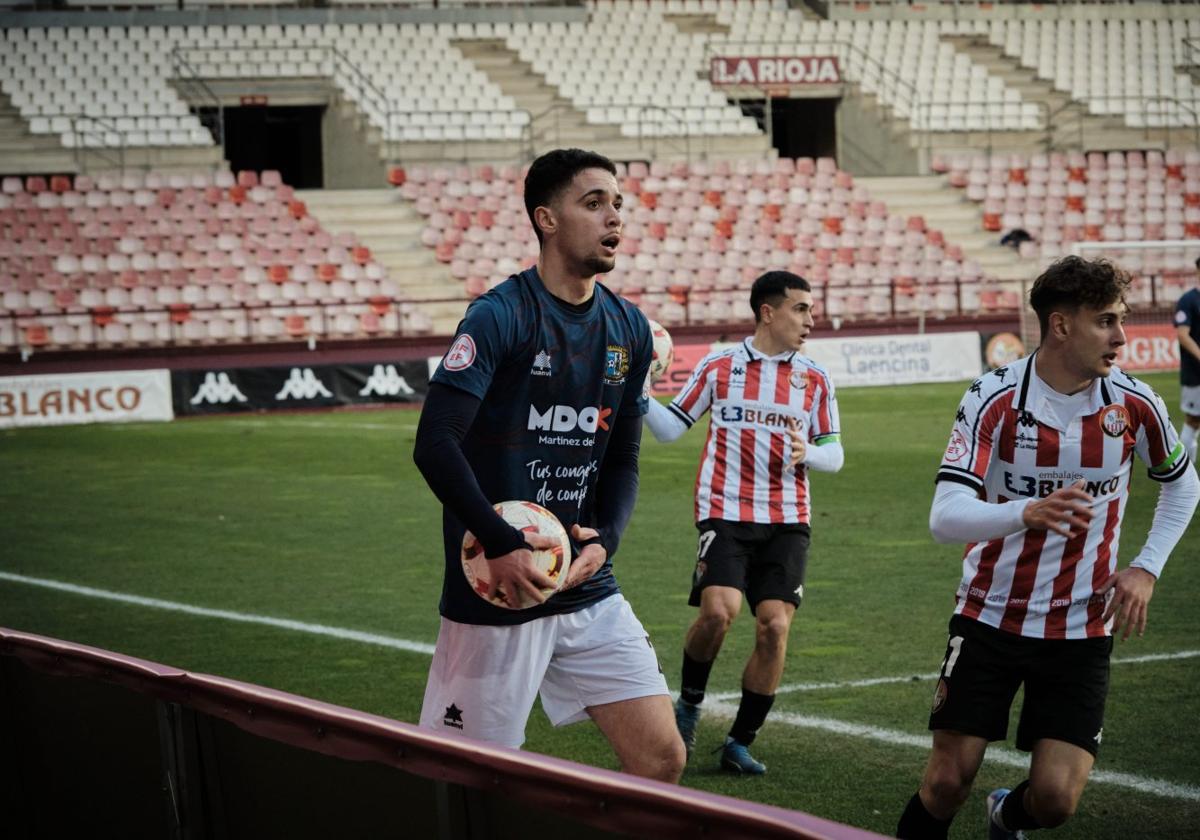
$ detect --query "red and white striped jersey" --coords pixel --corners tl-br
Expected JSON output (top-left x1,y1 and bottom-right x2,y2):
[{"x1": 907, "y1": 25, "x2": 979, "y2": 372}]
[
  {"x1": 670, "y1": 339, "x2": 840, "y2": 525},
  {"x1": 937, "y1": 353, "x2": 1190, "y2": 639}
]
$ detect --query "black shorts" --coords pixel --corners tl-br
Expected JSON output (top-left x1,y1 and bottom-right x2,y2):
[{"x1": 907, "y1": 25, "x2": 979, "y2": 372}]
[
  {"x1": 688, "y1": 518, "x2": 810, "y2": 614},
  {"x1": 928, "y1": 614, "x2": 1112, "y2": 756}
]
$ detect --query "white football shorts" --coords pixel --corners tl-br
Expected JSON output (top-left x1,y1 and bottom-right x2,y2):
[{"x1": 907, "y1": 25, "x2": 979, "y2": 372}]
[
  {"x1": 418, "y1": 593, "x2": 669, "y2": 749},
  {"x1": 1182, "y1": 385, "x2": 1200, "y2": 417}
]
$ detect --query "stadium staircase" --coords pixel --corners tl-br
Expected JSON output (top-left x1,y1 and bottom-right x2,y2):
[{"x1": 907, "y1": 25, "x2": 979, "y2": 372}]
[
  {"x1": 942, "y1": 33, "x2": 1166, "y2": 153},
  {"x1": 453, "y1": 39, "x2": 624, "y2": 155},
  {"x1": 296, "y1": 188, "x2": 465, "y2": 334},
  {"x1": 0, "y1": 92, "x2": 76, "y2": 176},
  {"x1": 854, "y1": 175, "x2": 1026, "y2": 284}
]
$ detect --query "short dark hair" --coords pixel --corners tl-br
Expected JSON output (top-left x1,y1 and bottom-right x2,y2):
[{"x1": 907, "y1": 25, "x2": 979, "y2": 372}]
[
  {"x1": 523, "y1": 148, "x2": 617, "y2": 245},
  {"x1": 749, "y1": 271, "x2": 811, "y2": 322},
  {"x1": 1194, "y1": 255, "x2": 1200, "y2": 270},
  {"x1": 1028, "y1": 256, "x2": 1131, "y2": 337}
]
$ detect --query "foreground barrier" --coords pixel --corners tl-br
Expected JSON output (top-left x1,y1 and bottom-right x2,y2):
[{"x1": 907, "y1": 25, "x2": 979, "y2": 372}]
[{"x1": 0, "y1": 628, "x2": 884, "y2": 840}]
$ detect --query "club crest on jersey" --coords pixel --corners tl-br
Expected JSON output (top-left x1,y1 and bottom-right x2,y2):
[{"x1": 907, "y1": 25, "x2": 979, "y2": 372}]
[
  {"x1": 604, "y1": 345, "x2": 630, "y2": 384},
  {"x1": 945, "y1": 429, "x2": 969, "y2": 462},
  {"x1": 790, "y1": 369, "x2": 808, "y2": 390},
  {"x1": 444, "y1": 334, "x2": 476, "y2": 372},
  {"x1": 1100, "y1": 403, "x2": 1130, "y2": 437},
  {"x1": 531, "y1": 349, "x2": 552, "y2": 377}
]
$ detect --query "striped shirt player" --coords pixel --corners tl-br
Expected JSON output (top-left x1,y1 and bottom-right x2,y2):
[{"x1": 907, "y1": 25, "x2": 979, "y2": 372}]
[
  {"x1": 936, "y1": 354, "x2": 1190, "y2": 640},
  {"x1": 899, "y1": 256, "x2": 1199, "y2": 840},
  {"x1": 645, "y1": 272, "x2": 844, "y2": 776},
  {"x1": 668, "y1": 339, "x2": 840, "y2": 525}
]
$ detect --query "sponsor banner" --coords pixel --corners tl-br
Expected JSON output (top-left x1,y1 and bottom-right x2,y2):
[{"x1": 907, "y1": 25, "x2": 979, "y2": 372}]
[
  {"x1": 1115, "y1": 323, "x2": 1180, "y2": 372},
  {"x1": 0, "y1": 369, "x2": 173, "y2": 429},
  {"x1": 173, "y1": 362, "x2": 428, "y2": 416},
  {"x1": 710, "y1": 56, "x2": 841, "y2": 86},
  {"x1": 801, "y1": 331, "x2": 983, "y2": 387},
  {"x1": 980, "y1": 331, "x2": 1028, "y2": 371}
]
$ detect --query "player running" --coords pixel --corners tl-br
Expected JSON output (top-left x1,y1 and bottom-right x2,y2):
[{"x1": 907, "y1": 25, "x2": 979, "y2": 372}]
[
  {"x1": 412, "y1": 149, "x2": 684, "y2": 782},
  {"x1": 897, "y1": 256, "x2": 1199, "y2": 839},
  {"x1": 644, "y1": 271, "x2": 844, "y2": 775}
]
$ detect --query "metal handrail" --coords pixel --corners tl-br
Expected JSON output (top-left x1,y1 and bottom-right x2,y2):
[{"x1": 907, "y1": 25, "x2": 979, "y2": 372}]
[
  {"x1": 169, "y1": 45, "x2": 225, "y2": 147},
  {"x1": 1049, "y1": 94, "x2": 1200, "y2": 150},
  {"x1": 69, "y1": 113, "x2": 125, "y2": 174},
  {"x1": 532, "y1": 100, "x2": 699, "y2": 160}
]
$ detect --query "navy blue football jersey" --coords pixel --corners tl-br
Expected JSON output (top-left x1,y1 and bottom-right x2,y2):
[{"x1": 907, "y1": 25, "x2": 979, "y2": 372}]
[
  {"x1": 429, "y1": 268, "x2": 652, "y2": 625},
  {"x1": 1176, "y1": 287, "x2": 1200, "y2": 386}
]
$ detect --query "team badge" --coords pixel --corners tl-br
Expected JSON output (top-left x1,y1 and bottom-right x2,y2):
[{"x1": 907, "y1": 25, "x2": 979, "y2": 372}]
[
  {"x1": 444, "y1": 334, "x2": 476, "y2": 372},
  {"x1": 604, "y1": 344, "x2": 630, "y2": 384},
  {"x1": 790, "y1": 369, "x2": 808, "y2": 390},
  {"x1": 1099, "y1": 403, "x2": 1130, "y2": 438},
  {"x1": 931, "y1": 679, "x2": 948, "y2": 714},
  {"x1": 1177, "y1": 310, "x2": 1188, "y2": 325},
  {"x1": 945, "y1": 429, "x2": 969, "y2": 462}
]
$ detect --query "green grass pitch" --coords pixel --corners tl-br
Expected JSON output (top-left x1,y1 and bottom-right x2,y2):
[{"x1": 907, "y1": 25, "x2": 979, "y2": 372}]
[{"x1": 1, "y1": 373, "x2": 1196, "y2": 838}]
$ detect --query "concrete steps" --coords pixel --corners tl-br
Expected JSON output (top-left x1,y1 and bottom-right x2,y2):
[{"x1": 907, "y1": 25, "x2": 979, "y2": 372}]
[
  {"x1": 941, "y1": 34, "x2": 1174, "y2": 153},
  {"x1": 296, "y1": 188, "x2": 467, "y2": 333},
  {"x1": 856, "y1": 175, "x2": 1030, "y2": 283}
]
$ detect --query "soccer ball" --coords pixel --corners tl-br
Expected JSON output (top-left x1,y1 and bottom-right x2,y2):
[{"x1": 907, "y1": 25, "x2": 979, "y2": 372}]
[
  {"x1": 461, "y1": 500, "x2": 571, "y2": 609},
  {"x1": 648, "y1": 319, "x2": 674, "y2": 383}
]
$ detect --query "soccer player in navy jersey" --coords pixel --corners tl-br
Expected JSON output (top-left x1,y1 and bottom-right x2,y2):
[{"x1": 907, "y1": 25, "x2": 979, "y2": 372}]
[
  {"x1": 1175, "y1": 256, "x2": 1200, "y2": 465},
  {"x1": 412, "y1": 149, "x2": 685, "y2": 782},
  {"x1": 897, "y1": 257, "x2": 1198, "y2": 840},
  {"x1": 643, "y1": 272, "x2": 844, "y2": 776}
]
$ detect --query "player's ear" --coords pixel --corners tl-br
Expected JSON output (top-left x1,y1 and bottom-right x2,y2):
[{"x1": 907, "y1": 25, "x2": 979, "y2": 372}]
[
  {"x1": 1048, "y1": 310, "x2": 1070, "y2": 340},
  {"x1": 534, "y1": 205, "x2": 556, "y2": 239}
]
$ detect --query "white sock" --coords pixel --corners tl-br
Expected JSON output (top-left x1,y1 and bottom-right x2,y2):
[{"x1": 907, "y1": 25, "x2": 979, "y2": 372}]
[{"x1": 1182, "y1": 424, "x2": 1198, "y2": 464}]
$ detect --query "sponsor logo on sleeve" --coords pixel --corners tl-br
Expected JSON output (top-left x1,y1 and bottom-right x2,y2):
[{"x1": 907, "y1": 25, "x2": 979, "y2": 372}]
[
  {"x1": 945, "y1": 429, "x2": 969, "y2": 462},
  {"x1": 444, "y1": 335, "x2": 477, "y2": 372},
  {"x1": 1177, "y1": 310, "x2": 1188, "y2": 325}
]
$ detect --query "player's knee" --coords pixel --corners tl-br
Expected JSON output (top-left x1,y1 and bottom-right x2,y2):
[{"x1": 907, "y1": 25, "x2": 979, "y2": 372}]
[
  {"x1": 1028, "y1": 786, "x2": 1078, "y2": 828},
  {"x1": 697, "y1": 606, "x2": 737, "y2": 637},
  {"x1": 923, "y1": 763, "x2": 973, "y2": 811},
  {"x1": 628, "y1": 735, "x2": 686, "y2": 783},
  {"x1": 754, "y1": 613, "x2": 791, "y2": 650}
]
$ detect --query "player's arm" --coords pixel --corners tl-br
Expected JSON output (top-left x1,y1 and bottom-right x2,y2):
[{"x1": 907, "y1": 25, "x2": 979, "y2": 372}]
[
  {"x1": 564, "y1": 411, "x2": 643, "y2": 589},
  {"x1": 413, "y1": 383, "x2": 556, "y2": 604},
  {"x1": 1098, "y1": 391, "x2": 1200, "y2": 638},
  {"x1": 1177, "y1": 324, "x2": 1200, "y2": 364},
  {"x1": 644, "y1": 397, "x2": 690, "y2": 442},
  {"x1": 796, "y1": 372, "x2": 843, "y2": 472}
]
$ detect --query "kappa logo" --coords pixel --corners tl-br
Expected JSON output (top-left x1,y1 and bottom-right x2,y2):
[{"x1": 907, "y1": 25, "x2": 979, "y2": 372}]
[
  {"x1": 1016, "y1": 411, "x2": 1038, "y2": 428},
  {"x1": 359, "y1": 364, "x2": 415, "y2": 397},
  {"x1": 190, "y1": 372, "x2": 247, "y2": 405},
  {"x1": 275, "y1": 368, "x2": 333, "y2": 401},
  {"x1": 531, "y1": 349, "x2": 552, "y2": 377},
  {"x1": 968, "y1": 379, "x2": 983, "y2": 396}
]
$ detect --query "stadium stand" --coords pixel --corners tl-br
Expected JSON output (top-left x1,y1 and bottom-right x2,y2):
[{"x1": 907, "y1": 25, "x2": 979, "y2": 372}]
[
  {"x1": 398, "y1": 156, "x2": 1017, "y2": 326},
  {"x1": 941, "y1": 147, "x2": 1200, "y2": 308},
  {"x1": 0, "y1": 170, "x2": 431, "y2": 352}
]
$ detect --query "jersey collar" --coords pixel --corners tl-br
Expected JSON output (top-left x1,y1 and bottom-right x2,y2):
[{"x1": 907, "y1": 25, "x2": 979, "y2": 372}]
[
  {"x1": 1014, "y1": 350, "x2": 1114, "y2": 430},
  {"x1": 742, "y1": 337, "x2": 797, "y2": 363}
]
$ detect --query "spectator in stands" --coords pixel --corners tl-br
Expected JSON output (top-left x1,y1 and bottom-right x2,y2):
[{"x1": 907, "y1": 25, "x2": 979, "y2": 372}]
[
  {"x1": 412, "y1": 148, "x2": 685, "y2": 782},
  {"x1": 897, "y1": 256, "x2": 1199, "y2": 840},
  {"x1": 999, "y1": 228, "x2": 1034, "y2": 251},
  {"x1": 1175, "y1": 258, "x2": 1200, "y2": 465},
  {"x1": 643, "y1": 271, "x2": 844, "y2": 776}
]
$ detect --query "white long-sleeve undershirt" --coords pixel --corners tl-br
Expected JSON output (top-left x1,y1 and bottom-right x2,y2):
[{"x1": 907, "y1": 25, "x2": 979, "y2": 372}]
[
  {"x1": 645, "y1": 398, "x2": 844, "y2": 471},
  {"x1": 930, "y1": 467, "x2": 1199, "y2": 578}
]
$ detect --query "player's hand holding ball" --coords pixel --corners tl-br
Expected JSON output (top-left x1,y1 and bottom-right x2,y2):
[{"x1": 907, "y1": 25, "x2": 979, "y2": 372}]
[
  {"x1": 462, "y1": 501, "x2": 571, "y2": 609},
  {"x1": 562, "y1": 524, "x2": 606, "y2": 591}
]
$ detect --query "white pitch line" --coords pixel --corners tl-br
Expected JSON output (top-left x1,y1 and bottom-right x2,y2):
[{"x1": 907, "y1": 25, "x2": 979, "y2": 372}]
[
  {"x1": 0, "y1": 571, "x2": 435, "y2": 655},
  {"x1": 4, "y1": 571, "x2": 1198, "y2": 802},
  {"x1": 708, "y1": 650, "x2": 1200, "y2": 703},
  {"x1": 703, "y1": 701, "x2": 1200, "y2": 803}
]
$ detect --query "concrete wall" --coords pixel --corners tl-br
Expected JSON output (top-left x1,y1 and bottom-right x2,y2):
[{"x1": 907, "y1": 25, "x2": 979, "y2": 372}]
[
  {"x1": 321, "y1": 94, "x2": 387, "y2": 189},
  {"x1": 836, "y1": 92, "x2": 921, "y2": 177}
]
